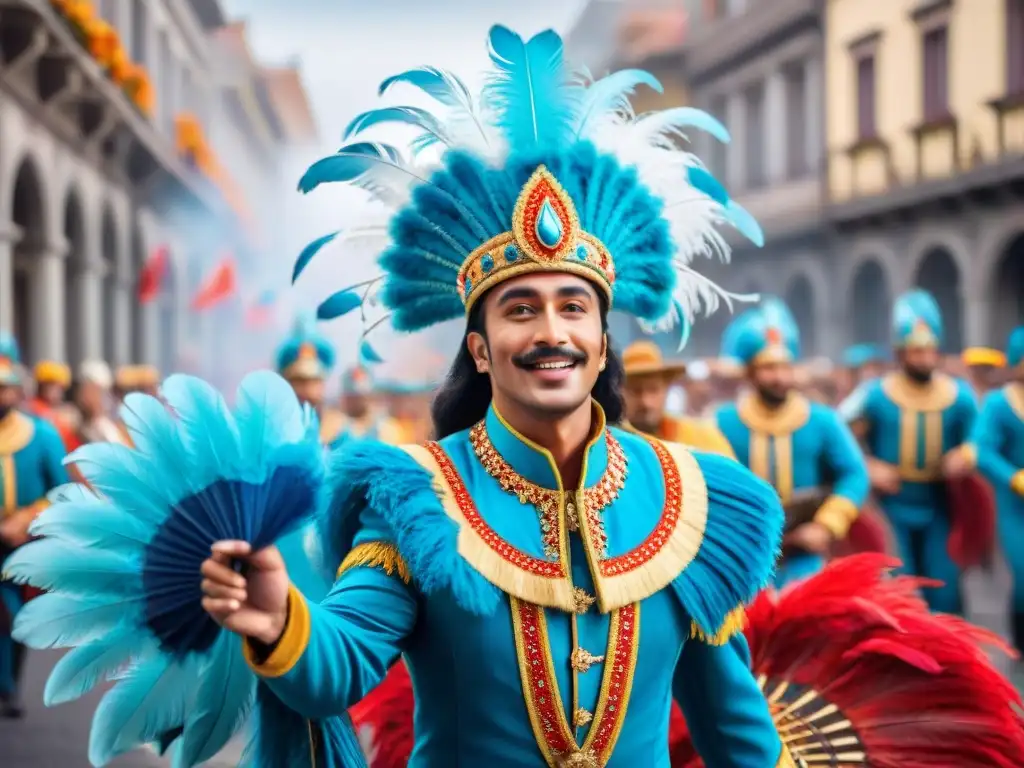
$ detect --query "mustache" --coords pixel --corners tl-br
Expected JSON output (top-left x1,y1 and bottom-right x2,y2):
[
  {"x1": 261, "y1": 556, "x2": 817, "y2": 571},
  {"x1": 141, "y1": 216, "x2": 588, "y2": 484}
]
[{"x1": 512, "y1": 346, "x2": 587, "y2": 368}]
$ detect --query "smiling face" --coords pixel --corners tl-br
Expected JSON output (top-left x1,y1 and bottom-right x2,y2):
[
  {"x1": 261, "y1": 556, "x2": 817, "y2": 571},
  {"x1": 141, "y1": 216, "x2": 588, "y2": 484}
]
[{"x1": 468, "y1": 273, "x2": 607, "y2": 421}]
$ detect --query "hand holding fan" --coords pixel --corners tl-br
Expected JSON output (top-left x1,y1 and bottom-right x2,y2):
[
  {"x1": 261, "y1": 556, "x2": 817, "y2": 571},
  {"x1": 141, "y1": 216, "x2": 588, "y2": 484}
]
[{"x1": 1, "y1": 371, "x2": 327, "y2": 767}]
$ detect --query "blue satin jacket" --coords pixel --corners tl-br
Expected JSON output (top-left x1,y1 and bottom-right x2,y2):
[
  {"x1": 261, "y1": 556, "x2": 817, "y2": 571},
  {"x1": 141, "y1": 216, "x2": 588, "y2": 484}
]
[
  {"x1": 972, "y1": 383, "x2": 1024, "y2": 517},
  {"x1": 0, "y1": 410, "x2": 68, "y2": 517},
  {"x1": 245, "y1": 403, "x2": 793, "y2": 767},
  {"x1": 716, "y1": 393, "x2": 869, "y2": 539},
  {"x1": 848, "y1": 372, "x2": 977, "y2": 526}
]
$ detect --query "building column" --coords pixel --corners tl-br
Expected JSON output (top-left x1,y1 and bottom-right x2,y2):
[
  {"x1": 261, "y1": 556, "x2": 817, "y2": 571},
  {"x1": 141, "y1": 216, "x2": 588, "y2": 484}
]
[
  {"x1": 77, "y1": 257, "x2": 106, "y2": 361},
  {"x1": 0, "y1": 226, "x2": 17, "y2": 334},
  {"x1": 29, "y1": 240, "x2": 69, "y2": 363},
  {"x1": 765, "y1": 68, "x2": 787, "y2": 184},
  {"x1": 725, "y1": 92, "x2": 747, "y2": 191},
  {"x1": 112, "y1": 276, "x2": 132, "y2": 366},
  {"x1": 804, "y1": 57, "x2": 823, "y2": 174}
]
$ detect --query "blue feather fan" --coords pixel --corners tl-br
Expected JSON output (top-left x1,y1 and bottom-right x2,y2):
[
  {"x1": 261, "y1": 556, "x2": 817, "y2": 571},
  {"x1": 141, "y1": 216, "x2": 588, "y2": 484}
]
[{"x1": 2, "y1": 371, "x2": 333, "y2": 767}]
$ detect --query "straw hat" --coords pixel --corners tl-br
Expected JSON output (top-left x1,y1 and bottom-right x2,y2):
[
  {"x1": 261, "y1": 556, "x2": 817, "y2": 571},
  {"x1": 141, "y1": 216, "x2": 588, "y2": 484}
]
[{"x1": 622, "y1": 340, "x2": 686, "y2": 378}]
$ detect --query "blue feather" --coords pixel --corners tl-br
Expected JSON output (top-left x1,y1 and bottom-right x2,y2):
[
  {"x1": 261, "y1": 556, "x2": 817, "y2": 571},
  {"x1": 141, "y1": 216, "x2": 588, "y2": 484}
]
[
  {"x1": 89, "y1": 656, "x2": 202, "y2": 766},
  {"x1": 176, "y1": 634, "x2": 256, "y2": 767},
  {"x1": 29, "y1": 500, "x2": 154, "y2": 553},
  {"x1": 343, "y1": 106, "x2": 449, "y2": 146},
  {"x1": 573, "y1": 69, "x2": 662, "y2": 137},
  {"x1": 232, "y1": 371, "x2": 308, "y2": 476},
  {"x1": 724, "y1": 200, "x2": 764, "y2": 247},
  {"x1": 12, "y1": 592, "x2": 139, "y2": 648},
  {"x1": 159, "y1": 376, "x2": 242, "y2": 489},
  {"x1": 298, "y1": 142, "x2": 420, "y2": 201},
  {"x1": 378, "y1": 65, "x2": 473, "y2": 107},
  {"x1": 119, "y1": 394, "x2": 190, "y2": 484},
  {"x1": 686, "y1": 166, "x2": 730, "y2": 206},
  {"x1": 317, "y1": 289, "x2": 363, "y2": 321},
  {"x1": 4, "y1": 540, "x2": 141, "y2": 598},
  {"x1": 636, "y1": 107, "x2": 730, "y2": 144},
  {"x1": 483, "y1": 25, "x2": 575, "y2": 149},
  {"x1": 293, "y1": 231, "x2": 338, "y2": 283},
  {"x1": 64, "y1": 441, "x2": 175, "y2": 523},
  {"x1": 44, "y1": 631, "x2": 158, "y2": 706},
  {"x1": 359, "y1": 339, "x2": 384, "y2": 364}
]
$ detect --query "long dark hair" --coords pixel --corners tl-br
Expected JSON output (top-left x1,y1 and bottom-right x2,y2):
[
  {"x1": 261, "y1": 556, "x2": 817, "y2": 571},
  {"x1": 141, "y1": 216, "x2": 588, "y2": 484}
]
[{"x1": 431, "y1": 298, "x2": 625, "y2": 439}]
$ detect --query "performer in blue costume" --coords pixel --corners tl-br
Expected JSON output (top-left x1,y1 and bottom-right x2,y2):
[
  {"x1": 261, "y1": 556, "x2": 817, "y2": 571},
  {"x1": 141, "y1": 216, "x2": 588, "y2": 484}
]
[
  {"x1": 334, "y1": 367, "x2": 406, "y2": 445},
  {"x1": 0, "y1": 333, "x2": 68, "y2": 718},
  {"x1": 972, "y1": 326, "x2": 1024, "y2": 650},
  {"x1": 717, "y1": 299, "x2": 869, "y2": 587},
  {"x1": 276, "y1": 313, "x2": 346, "y2": 448},
  {"x1": 843, "y1": 289, "x2": 977, "y2": 613}
]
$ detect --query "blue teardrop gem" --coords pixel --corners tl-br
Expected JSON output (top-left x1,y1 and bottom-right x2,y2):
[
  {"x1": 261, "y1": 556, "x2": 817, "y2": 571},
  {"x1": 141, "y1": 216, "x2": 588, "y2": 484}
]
[
  {"x1": 535, "y1": 199, "x2": 563, "y2": 249},
  {"x1": 575, "y1": 244, "x2": 588, "y2": 260},
  {"x1": 504, "y1": 244, "x2": 520, "y2": 262},
  {"x1": 480, "y1": 254, "x2": 495, "y2": 273}
]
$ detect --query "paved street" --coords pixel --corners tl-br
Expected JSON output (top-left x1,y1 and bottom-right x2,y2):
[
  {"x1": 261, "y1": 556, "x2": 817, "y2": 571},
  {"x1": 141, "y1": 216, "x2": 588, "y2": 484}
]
[{"x1": 1, "y1": 560, "x2": 1018, "y2": 766}]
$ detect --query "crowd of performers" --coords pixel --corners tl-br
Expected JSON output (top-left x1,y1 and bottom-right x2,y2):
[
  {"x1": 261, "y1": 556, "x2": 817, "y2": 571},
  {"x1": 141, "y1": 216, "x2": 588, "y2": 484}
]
[{"x1": 1, "y1": 21, "x2": 1024, "y2": 768}]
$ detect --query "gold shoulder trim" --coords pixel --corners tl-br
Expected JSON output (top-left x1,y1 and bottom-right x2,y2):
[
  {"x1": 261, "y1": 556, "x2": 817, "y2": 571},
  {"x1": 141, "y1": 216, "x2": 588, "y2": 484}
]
[
  {"x1": 0, "y1": 411, "x2": 35, "y2": 455},
  {"x1": 588, "y1": 438, "x2": 708, "y2": 612},
  {"x1": 319, "y1": 409, "x2": 346, "y2": 444},
  {"x1": 690, "y1": 604, "x2": 746, "y2": 646},
  {"x1": 336, "y1": 541, "x2": 411, "y2": 583},
  {"x1": 398, "y1": 443, "x2": 576, "y2": 612},
  {"x1": 1005, "y1": 383, "x2": 1024, "y2": 422},
  {"x1": 737, "y1": 393, "x2": 810, "y2": 436},
  {"x1": 881, "y1": 372, "x2": 957, "y2": 413}
]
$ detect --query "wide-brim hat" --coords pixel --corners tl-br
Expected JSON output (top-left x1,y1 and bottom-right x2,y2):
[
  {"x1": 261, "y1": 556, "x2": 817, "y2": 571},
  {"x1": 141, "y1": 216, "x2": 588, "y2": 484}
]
[{"x1": 622, "y1": 341, "x2": 686, "y2": 378}]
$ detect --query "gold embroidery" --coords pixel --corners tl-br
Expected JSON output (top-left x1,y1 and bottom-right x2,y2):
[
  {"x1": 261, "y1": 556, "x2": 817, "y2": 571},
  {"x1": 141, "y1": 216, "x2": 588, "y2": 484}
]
[
  {"x1": 512, "y1": 597, "x2": 640, "y2": 767},
  {"x1": 572, "y1": 588, "x2": 596, "y2": 615},
  {"x1": 690, "y1": 605, "x2": 746, "y2": 646},
  {"x1": 737, "y1": 394, "x2": 807, "y2": 505},
  {"x1": 1, "y1": 455, "x2": 15, "y2": 514},
  {"x1": 469, "y1": 421, "x2": 625, "y2": 560},
  {"x1": 573, "y1": 708, "x2": 593, "y2": 727},
  {"x1": 570, "y1": 647, "x2": 605, "y2": 673},
  {"x1": 882, "y1": 373, "x2": 957, "y2": 482},
  {"x1": 0, "y1": 411, "x2": 35, "y2": 456},
  {"x1": 737, "y1": 393, "x2": 811, "y2": 436},
  {"x1": 336, "y1": 541, "x2": 411, "y2": 583}
]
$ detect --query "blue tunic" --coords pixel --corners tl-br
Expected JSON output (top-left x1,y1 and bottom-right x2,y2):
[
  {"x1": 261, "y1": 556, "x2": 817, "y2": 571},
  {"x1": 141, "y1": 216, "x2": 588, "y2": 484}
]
[
  {"x1": 849, "y1": 371, "x2": 977, "y2": 612},
  {"x1": 245, "y1": 404, "x2": 792, "y2": 766},
  {"x1": 971, "y1": 383, "x2": 1024, "y2": 612},
  {"x1": 717, "y1": 393, "x2": 869, "y2": 586},
  {"x1": 0, "y1": 410, "x2": 69, "y2": 694}
]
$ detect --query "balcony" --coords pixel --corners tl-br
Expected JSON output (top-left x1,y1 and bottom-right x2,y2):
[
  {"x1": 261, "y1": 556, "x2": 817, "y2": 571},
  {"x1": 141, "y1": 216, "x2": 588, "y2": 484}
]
[{"x1": 0, "y1": 0, "x2": 230, "y2": 220}]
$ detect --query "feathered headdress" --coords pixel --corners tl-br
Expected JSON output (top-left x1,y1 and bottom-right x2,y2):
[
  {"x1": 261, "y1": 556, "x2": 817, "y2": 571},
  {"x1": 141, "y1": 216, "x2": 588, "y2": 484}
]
[
  {"x1": 294, "y1": 25, "x2": 763, "y2": 357},
  {"x1": 892, "y1": 289, "x2": 943, "y2": 349},
  {"x1": 1007, "y1": 325, "x2": 1024, "y2": 368},
  {"x1": 275, "y1": 311, "x2": 338, "y2": 379},
  {"x1": 671, "y1": 554, "x2": 1024, "y2": 768},
  {"x1": 720, "y1": 296, "x2": 800, "y2": 366}
]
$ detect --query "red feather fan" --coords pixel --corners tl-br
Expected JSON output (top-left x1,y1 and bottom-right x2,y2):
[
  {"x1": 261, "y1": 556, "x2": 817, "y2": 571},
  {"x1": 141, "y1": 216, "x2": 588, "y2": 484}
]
[
  {"x1": 671, "y1": 554, "x2": 1024, "y2": 768},
  {"x1": 946, "y1": 473, "x2": 996, "y2": 569},
  {"x1": 833, "y1": 502, "x2": 898, "y2": 558},
  {"x1": 348, "y1": 661, "x2": 415, "y2": 768}
]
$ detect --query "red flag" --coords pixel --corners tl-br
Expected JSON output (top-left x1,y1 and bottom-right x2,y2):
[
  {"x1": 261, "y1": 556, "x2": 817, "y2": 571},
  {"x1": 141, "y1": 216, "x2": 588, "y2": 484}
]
[
  {"x1": 138, "y1": 245, "x2": 169, "y2": 303},
  {"x1": 190, "y1": 256, "x2": 237, "y2": 311}
]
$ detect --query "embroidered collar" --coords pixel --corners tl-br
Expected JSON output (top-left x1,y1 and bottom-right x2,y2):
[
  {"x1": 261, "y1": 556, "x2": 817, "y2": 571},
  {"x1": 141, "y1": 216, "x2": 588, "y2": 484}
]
[
  {"x1": 881, "y1": 371, "x2": 957, "y2": 413},
  {"x1": 737, "y1": 391, "x2": 810, "y2": 435},
  {"x1": 1005, "y1": 382, "x2": 1024, "y2": 422},
  {"x1": 0, "y1": 410, "x2": 35, "y2": 455}
]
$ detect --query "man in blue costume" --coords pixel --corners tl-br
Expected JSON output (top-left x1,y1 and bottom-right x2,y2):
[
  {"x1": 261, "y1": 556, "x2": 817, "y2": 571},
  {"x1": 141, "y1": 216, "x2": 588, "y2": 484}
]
[
  {"x1": 276, "y1": 314, "x2": 346, "y2": 447},
  {"x1": 199, "y1": 25, "x2": 795, "y2": 767},
  {"x1": 843, "y1": 289, "x2": 977, "y2": 613},
  {"x1": 972, "y1": 326, "x2": 1024, "y2": 650},
  {"x1": 716, "y1": 300, "x2": 869, "y2": 587},
  {"x1": 334, "y1": 367, "x2": 406, "y2": 445},
  {"x1": 0, "y1": 333, "x2": 68, "y2": 718}
]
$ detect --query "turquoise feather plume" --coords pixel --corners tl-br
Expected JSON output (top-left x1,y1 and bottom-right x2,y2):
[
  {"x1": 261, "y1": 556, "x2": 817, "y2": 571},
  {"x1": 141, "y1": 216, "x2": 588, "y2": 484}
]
[{"x1": 45, "y1": 631, "x2": 158, "y2": 707}]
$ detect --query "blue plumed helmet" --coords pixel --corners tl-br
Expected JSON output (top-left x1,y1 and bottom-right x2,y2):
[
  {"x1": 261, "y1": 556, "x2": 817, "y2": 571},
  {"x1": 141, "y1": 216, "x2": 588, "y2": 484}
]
[
  {"x1": 275, "y1": 312, "x2": 337, "y2": 380},
  {"x1": 0, "y1": 330, "x2": 21, "y2": 386},
  {"x1": 340, "y1": 365, "x2": 374, "y2": 395},
  {"x1": 1007, "y1": 326, "x2": 1024, "y2": 368},
  {"x1": 293, "y1": 25, "x2": 764, "y2": 353},
  {"x1": 721, "y1": 297, "x2": 800, "y2": 366},
  {"x1": 892, "y1": 289, "x2": 943, "y2": 349}
]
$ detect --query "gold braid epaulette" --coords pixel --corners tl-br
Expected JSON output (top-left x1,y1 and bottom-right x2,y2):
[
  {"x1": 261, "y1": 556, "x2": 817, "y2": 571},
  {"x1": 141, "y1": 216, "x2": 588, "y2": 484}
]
[
  {"x1": 690, "y1": 605, "x2": 746, "y2": 646},
  {"x1": 336, "y1": 541, "x2": 411, "y2": 584}
]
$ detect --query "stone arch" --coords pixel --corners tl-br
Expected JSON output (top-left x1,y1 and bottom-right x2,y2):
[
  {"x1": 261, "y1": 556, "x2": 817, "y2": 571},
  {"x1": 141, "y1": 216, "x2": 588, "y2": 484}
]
[
  {"x1": 10, "y1": 155, "x2": 48, "y2": 361},
  {"x1": 784, "y1": 273, "x2": 816, "y2": 356},
  {"x1": 100, "y1": 204, "x2": 118, "y2": 363},
  {"x1": 912, "y1": 247, "x2": 963, "y2": 353},
  {"x1": 989, "y1": 232, "x2": 1024, "y2": 343},
  {"x1": 849, "y1": 258, "x2": 891, "y2": 347},
  {"x1": 63, "y1": 186, "x2": 87, "y2": 367}
]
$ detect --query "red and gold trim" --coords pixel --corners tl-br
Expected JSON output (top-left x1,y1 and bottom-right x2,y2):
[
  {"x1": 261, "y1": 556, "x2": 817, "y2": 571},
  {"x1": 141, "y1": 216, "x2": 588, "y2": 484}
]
[
  {"x1": 400, "y1": 443, "x2": 577, "y2": 612},
  {"x1": 511, "y1": 597, "x2": 640, "y2": 767}
]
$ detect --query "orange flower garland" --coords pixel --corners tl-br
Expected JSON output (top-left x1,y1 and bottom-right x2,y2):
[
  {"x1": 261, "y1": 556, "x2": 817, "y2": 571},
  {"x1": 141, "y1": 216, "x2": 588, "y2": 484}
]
[{"x1": 174, "y1": 114, "x2": 254, "y2": 226}]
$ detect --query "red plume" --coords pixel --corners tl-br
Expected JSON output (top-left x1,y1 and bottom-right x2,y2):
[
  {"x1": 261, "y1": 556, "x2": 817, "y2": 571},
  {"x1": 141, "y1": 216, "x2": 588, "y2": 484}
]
[
  {"x1": 348, "y1": 661, "x2": 415, "y2": 768},
  {"x1": 673, "y1": 554, "x2": 1024, "y2": 768}
]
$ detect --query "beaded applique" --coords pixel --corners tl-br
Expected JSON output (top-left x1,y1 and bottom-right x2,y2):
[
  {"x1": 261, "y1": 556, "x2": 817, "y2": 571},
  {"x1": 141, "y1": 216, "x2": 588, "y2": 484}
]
[{"x1": 469, "y1": 421, "x2": 626, "y2": 559}]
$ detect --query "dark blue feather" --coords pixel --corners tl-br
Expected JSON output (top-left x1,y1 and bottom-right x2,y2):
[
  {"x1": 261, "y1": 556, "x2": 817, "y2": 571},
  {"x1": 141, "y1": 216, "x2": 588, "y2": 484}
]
[
  {"x1": 293, "y1": 231, "x2": 338, "y2": 283},
  {"x1": 378, "y1": 65, "x2": 472, "y2": 107},
  {"x1": 483, "y1": 25, "x2": 575, "y2": 150},
  {"x1": 686, "y1": 165, "x2": 730, "y2": 206},
  {"x1": 297, "y1": 143, "x2": 419, "y2": 196},
  {"x1": 359, "y1": 339, "x2": 383, "y2": 364},
  {"x1": 343, "y1": 106, "x2": 448, "y2": 145},
  {"x1": 317, "y1": 289, "x2": 363, "y2": 321}
]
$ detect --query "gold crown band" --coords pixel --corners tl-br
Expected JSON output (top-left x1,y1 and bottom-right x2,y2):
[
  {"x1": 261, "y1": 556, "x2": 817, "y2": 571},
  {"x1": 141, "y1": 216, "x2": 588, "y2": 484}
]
[{"x1": 457, "y1": 166, "x2": 615, "y2": 314}]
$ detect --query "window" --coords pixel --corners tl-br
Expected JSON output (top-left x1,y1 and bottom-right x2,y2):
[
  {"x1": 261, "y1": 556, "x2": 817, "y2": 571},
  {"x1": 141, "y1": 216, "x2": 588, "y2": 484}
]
[
  {"x1": 744, "y1": 82, "x2": 766, "y2": 189},
  {"x1": 922, "y1": 26, "x2": 949, "y2": 120},
  {"x1": 785, "y1": 63, "x2": 808, "y2": 178},
  {"x1": 708, "y1": 95, "x2": 728, "y2": 180},
  {"x1": 856, "y1": 54, "x2": 877, "y2": 140},
  {"x1": 1009, "y1": 0, "x2": 1024, "y2": 95}
]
